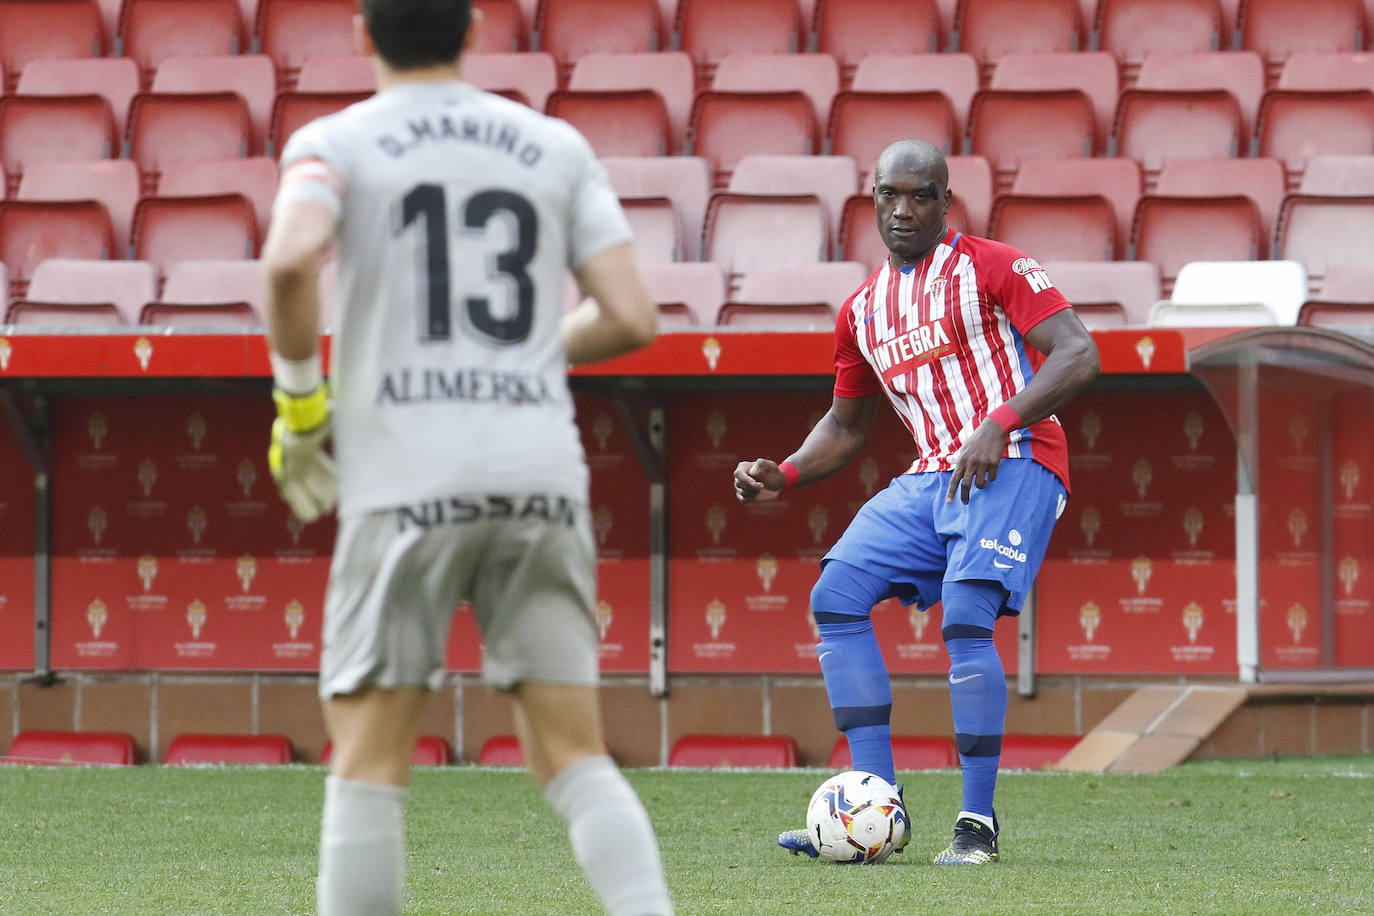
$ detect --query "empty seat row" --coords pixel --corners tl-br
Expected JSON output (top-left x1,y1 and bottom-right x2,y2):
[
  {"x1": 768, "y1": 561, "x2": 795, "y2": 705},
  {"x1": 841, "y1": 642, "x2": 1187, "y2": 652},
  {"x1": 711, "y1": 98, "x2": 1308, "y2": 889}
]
[{"x1": 1, "y1": 728, "x2": 456, "y2": 765}]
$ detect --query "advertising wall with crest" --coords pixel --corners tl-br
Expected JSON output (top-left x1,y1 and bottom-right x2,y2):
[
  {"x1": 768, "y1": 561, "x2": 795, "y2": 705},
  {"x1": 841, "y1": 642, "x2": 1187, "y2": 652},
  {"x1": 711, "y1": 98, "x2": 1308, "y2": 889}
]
[{"x1": 0, "y1": 411, "x2": 35, "y2": 669}]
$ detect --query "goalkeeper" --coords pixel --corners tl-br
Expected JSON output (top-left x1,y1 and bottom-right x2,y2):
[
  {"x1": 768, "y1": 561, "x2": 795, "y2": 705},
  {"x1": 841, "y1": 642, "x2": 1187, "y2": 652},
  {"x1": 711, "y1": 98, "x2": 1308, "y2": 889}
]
[{"x1": 265, "y1": 1, "x2": 672, "y2": 913}]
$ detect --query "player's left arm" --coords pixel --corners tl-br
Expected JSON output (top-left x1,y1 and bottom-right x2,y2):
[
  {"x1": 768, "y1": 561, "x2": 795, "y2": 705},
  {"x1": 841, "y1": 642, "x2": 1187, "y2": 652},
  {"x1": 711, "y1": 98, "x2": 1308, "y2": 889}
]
[{"x1": 946, "y1": 308, "x2": 1100, "y2": 504}]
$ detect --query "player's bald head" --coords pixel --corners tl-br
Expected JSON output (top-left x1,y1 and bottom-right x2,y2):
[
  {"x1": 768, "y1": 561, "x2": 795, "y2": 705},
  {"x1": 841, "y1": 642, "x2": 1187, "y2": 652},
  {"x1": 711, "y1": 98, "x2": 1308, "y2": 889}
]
[{"x1": 875, "y1": 139, "x2": 948, "y2": 193}]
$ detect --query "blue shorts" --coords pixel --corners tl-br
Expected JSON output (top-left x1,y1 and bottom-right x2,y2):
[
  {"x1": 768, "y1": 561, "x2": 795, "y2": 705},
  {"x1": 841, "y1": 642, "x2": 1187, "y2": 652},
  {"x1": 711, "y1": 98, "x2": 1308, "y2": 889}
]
[{"x1": 823, "y1": 459, "x2": 1067, "y2": 617}]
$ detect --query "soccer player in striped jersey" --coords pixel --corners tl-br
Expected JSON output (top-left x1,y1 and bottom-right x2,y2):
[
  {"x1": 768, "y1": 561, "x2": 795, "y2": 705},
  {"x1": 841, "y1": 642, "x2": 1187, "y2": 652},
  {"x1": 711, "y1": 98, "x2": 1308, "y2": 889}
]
[
  {"x1": 734, "y1": 139, "x2": 1100, "y2": 865},
  {"x1": 263, "y1": 1, "x2": 673, "y2": 912}
]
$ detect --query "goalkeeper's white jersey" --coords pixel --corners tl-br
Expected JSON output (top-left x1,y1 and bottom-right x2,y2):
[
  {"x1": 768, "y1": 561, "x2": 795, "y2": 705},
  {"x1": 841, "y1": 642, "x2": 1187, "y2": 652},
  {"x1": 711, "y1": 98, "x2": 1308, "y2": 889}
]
[{"x1": 275, "y1": 80, "x2": 632, "y2": 518}]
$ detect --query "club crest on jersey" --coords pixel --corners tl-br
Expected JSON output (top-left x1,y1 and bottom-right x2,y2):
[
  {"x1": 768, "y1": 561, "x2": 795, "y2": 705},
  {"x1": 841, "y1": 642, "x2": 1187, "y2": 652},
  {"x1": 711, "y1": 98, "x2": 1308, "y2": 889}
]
[
  {"x1": 926, "y1": 276, "x2": 947, "y2": 301},
  {"x1": 871, "y1": 315, "x2": 956, "y2": 382},
  {"x1": 1012, "y1": 257, "x2": 1054, "y2": 294}
]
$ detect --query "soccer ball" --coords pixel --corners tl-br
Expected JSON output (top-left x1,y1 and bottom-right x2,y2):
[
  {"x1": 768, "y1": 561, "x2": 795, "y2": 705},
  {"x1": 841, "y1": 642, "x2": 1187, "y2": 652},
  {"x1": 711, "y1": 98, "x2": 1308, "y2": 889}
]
[{"x1": 804, "y1": 770, "x2": 908, "y2": 864}]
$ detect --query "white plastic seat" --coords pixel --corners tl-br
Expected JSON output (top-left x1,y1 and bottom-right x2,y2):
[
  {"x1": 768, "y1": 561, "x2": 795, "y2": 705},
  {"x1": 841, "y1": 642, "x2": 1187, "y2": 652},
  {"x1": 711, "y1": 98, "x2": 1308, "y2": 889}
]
[{"x1": 1161, "y1": 260, "x2": 1308, "y2": 325}]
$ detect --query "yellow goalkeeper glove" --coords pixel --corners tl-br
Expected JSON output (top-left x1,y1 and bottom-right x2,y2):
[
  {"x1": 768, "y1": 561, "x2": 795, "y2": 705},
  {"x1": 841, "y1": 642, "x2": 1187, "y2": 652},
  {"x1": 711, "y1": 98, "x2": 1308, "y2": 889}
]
[{"x1": 268, "y1": 383, "x2": 338, "y2": 523}]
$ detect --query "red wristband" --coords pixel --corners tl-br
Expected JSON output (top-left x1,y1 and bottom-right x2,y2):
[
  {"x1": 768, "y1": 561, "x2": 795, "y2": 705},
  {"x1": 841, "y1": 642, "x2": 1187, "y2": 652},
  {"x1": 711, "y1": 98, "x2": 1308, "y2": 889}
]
[
  {"x1": 779, "y1": 460, "x2": 801, "y2": 491},
  {"x1": 988, "y1": 404, "x2": 1022, "y2": 433}
]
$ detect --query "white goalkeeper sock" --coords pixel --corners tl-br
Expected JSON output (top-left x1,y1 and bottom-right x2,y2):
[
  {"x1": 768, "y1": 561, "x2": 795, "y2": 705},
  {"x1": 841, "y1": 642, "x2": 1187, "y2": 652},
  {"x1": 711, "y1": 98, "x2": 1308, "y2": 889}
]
[
  {"x1": 317, "y1": 777, "x2": 406, "y2": 916},
  {"x1": 544, "y1": 755, "x2": 674, "y2": 916}
]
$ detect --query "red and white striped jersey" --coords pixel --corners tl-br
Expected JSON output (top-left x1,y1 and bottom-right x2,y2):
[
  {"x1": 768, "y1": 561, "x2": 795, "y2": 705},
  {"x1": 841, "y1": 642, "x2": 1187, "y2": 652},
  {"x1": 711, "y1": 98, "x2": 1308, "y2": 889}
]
[{"x1": 834, "y1": 228, "x2": 1073, "y2": 490}]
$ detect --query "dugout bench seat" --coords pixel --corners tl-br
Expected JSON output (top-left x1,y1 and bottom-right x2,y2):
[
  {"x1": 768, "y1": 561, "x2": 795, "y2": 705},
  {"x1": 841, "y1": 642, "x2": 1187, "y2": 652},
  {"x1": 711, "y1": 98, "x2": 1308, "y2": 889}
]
[
  {"x1": 321, "y1": 734, "x2": 454, "y2": 766},
  {"x1": 668, "y1": 734, "x2": 800, "y2": 768},
  {"x1": 163, "y1": 733, "x2": 293, "y2": 765},
  {"x1": 4, "y1": 730, "x2": 137, "y2": 766}
]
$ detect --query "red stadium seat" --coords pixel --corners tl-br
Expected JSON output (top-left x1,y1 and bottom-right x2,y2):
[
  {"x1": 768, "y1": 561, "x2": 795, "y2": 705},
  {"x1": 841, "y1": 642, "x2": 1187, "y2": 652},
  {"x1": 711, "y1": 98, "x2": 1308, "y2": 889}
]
[
  {"x1": 120, "y1": 0, "x2": 245, "y2": 77},
  {"x1": 1275, "y1": 194, "x2": 1374, "y2": 286},
  {"x1": 568, "y1": 52, "x2": 694, "y2": 154},
  {"x1": 15, "y1": 57, "x2": 140, "y2": 137},
  {"x1": 164, "y1": 733, "x2": 293, "y2": 765},
  {"x1": 828, "y1": 91, "x2": 959, "y2": 170},
  {"x1": 22, "y1": 257, "x2": 157, "y2": 324},
  {"x1": 947, "y1": 155, "x2": 994, "y2": 237},
  {"x1": 270, "y1": 91, "x2": 371, "y2": 158},
  {"x1": 257, "y1": 0, "x2": 357, "y2": 87},
  {"x1": 716, "y1": 302, "x2": 836, "y2": 329},
  {"x1": 1296, "y1": 301, "x2": 1374, "y2": 339},
  {"x1": 676, "y1": 0, "x2": 803, "y2": 83},
  {"x1": 644, "y1": 261, "x2": 727, "y2": 325},
  {"x1": 463, "y1": 52, "x2": 557, "y2": 111},
  {"x1": 1299, "y1": 154, "x2": 1374, "y2": 194},
  {"x1": 732, "y1": 261, "x2": 869, "y2": 311},
  {"x1": 1095, "y1": 0, "x2": 1222, "y2": 80},
  {"x1": 990, "y1": 52, "x2": 1119, "y2": 156},
  {"x1": 727, "y1": 154, "x2": 859, "y2": 249},
  {"x1": 159, "y1": 157, "x2": 279, "y2": 241},
  {"x1": 472, "y1": 0, "x2": 525, "y2": 53},
  {"x1": 476, "y1": 734, "x2": 525, "y2": 765},
  {"x1": 815, "y1": 0, "x2": 938, "y2": 81},
  {"x1": 1011, "y1": 157, "x2": 1142, "y2": 258},
  {"x1": 320, "y1": 735, "x2": 454, "y2": 766},
  {"x1": 1155, "y1": 157, "x2": 1286, "y2": 246},
  {"x1": 619, "y1": 196, "x2": 680, "y2": 263},
  {"x1": 1112, "y1": 89, "x2": 1244, "y2": 183},
  {"x1": 1310, "y1": 262, "x2": 1374, "y2": 302},
  {"x1": 149, "y1": 55, "x2": 277, "y2": 159},
  {"x1": 296, "y1": 54, "x2": 375, "y2": 93},
  {"x1": 545, "y1": 90, "x2": 670, "y2": 156},
  {"x1": 668, "y1": 734, "x2": 800, "y2": 768},
  {"x1": 4, "y1": 300, "x2": 125, "y2": 327},
  {"x1": 967, "y1": 89, "x2": 1094, "y2": 189},
  {"x1": 131, "y1": 194, "x2": 258, "y2": 276},
  {"x1": 0, "y1": 0, "x2": 103, "y2": 92},
  {"x1": 1042, "y1": 260, "x2": 1162, "y2": 326},
  {"x1": 990, "y1": 193, "x2": 1116, "y2": 261},
  {"x1": 146, "y1": 258, "x2": 264, "y2": 326},
  {"x1": 1279, "y1": 52, "x2": 1374, "y2": 95},
  {"x1": 1238, "y1": 0, "x2": 1365, "y2": 81},
  {"x1": 851, "y1": 53, "x2": 979, "y2": 152},
  {"x1": 712, "y1": 53, "x2": 840, "y2": 140},
  {"x1": 535, "y1": 0, "x2": 659, "y2": 79},
  {"x1": 827, "y1": 735, "x2": 958, "y2": 770},
  {"x1": 128, "y1": 92, "x2": 253, "y2": 189},
  {"x1": 15, "y1": 159, "x2": 139, "y2": 253},
  {"x1": 1131, "y1": 194, "x2": 1263, "y2": 290},
  {"x1": 1256, "y1": 90, "x2": 1374, "y2": 186},
  {"x1": 601, "y1": 155, "x2": 711, "y2": 258},
  {"x1": 954, "y1": 0, "x2": 1083, "y2": 78},
  {"x1": 4, "y1": 730, "x2": 135, "y2": 766},
  {"x1": 703, "y1": 193, "x2": 827, "y2": 281},
  {"x1": 688, "y1": 91, "x2": 818, "y2": 185},
  {"x1": 0, "y1": 96, "x2": 116, "y2": 190},
  {"x1": 838, "y1": 193, "x2": 885, "y2": 272},
  {"x1": 999, "y1": 734, "x2": 1080, "y2": 769},
  {"x1": 1135, "y1": 51, "x2": 1265, "y2": 142}
]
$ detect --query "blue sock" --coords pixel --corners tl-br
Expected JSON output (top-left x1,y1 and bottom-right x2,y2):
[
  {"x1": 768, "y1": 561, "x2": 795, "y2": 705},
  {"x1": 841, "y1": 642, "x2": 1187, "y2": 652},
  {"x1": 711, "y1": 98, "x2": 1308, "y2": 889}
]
[
  {"x1": 941, "y1": 580, "x2": 1008, "y2": 822},
  {"x1": 812, "y1": 561, "x2": 895, "y2": 785}
]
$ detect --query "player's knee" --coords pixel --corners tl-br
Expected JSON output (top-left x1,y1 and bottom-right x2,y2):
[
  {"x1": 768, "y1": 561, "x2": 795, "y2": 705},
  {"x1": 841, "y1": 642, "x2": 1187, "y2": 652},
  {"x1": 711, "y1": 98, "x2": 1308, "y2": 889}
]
[{"x1": 810, "y1": 561, "x2": 886, "y2": 620}]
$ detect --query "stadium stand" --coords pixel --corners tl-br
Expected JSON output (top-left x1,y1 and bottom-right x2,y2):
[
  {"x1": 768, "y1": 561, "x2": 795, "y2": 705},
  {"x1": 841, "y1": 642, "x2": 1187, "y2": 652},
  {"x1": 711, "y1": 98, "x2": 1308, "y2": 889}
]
[
  {"x1": 946, "y1": 155, "x2": 994, "y2": 237},
  {"x1": 321, "y1": 735, "x2": 454, "y2": 766},
  {"x1": 0, "y1": 0, "x2": 103, "y2": 92},
  {"x1": 850, "y1": 53, "x2": 980, "y2": 156},
  {"x1": 1134, "y1": 52, "x2": 1265, "y2": 144},
  {"x1": 3, "y1": 730, "x2": 136, "y2": 766},
  {"x1": 1043, "y1": 260, "x2": 1163, "y2": 326},
  {"x1": 13, "y1": 55, "x2": 139, "y2": 137},
  {"x1": 601, "y1": 155, "x2": 711, "y2": 259},
  {"x1": 472, "y1": 0, "x2": 525, "y2": 53},
  {"x1": 1095, "y1": 0, "x2": 1223, "y2": 82},
  {"x1": 1255, "y1": 90, "x2": 1374, "y2": 187},
  {"x1": 143, "y1": 258, "x2": 264, "y2": 326},
  {"x1": 668, "y1": 734, "x2": 800, "y2": 768},
  {"x1": 1275, "y1": 194, "x2": 1374, "y2": 289},
  {"x1": 546, "y1": 89, "x2": 671, "y2": 156},
  {"x1": 0, "y1": 95, "x2": 117, "y2": 191},
  {"x1": 256, "y1": 0, "x2": 357, "y2": 87},
  {"x1": 968, "y1": 89, "x2": 1095, "y2": 189},
  {"x1": 618, "y1": 196, "x2": 680, "y2": 262},
  {"x1": 163, "y1": 733, "x2": 293, "y2": 765},
  {"x1": 989, "y1": 52, "x2": 1120, "y2": 156},
  {"x1": 688, "y1": 90, "x2": 818, "y2": 185},
  {"x1": 295, "y1": 54, "x2": 374, "y2": 92},
  {"x1": 1152, "y1": 259, "x2": 1308, "y2": 326},
  {"x1": 1237, "y1": 0, "x2": 1366, "y2": 82},
  {"x1": 718, "y1": 261, "x2": 866, "y2": 328},
  {"x1": 119, "y1": 0, "x2": 245, "y2": 79},
  {"x1": 702, "y1": 193, "x2": 827, "y2": 284},
  {"x1": 568, "y1": 53, "x2": 694, "y2": 153},
  {"x1": 127, "y1": 91, "x2": 252, "y2": 189},
  {"x1": 644, "y1": 261, "x2": 727, "y2": 325},
  {"x1": 828, "y1": 90, "x2": 958, "y2": 172},
  {"x1": 814, "y1": 0, "x2": 939, "y2": 82},
  {"x1": 1298, "y1": 263, "x2": 1374, "y2": 339},
  {"x1": 270, "y1": 89, "x2": 372, "y2": 157},
  {"x1": 827, "y1": 735, "x2": 958, "y2": 770},
  {"x1": 954, "y1": 0, "x2": 1083, "y2": 79},
  {"x1": 14, "y1": 257, "x2": 157, "y2": 325},
  {"x1": 990, "y1": 192, "x2": 1116, "y2": 262},
  {"x1": 838, "y1": 194, "x2": 884, "y2": 272},
  {"x1": 726, "y1": 154, "x2": 859, "y2": 249},
  {"x1": 158, "y1": 157, "x2": 278, "y2": 242},
  {"x1": 1131, "y1": 194, "x2": 1263, "y2": 291},
  {"x1": 999, "y1": 734, "x2": 1081, "y2": 769},
  {"x1": 1153, "y1": 157, "x2": 1287, "y2": 251},
  {"x1": 1112, "y1": 88, "x2": 1244, "y2": 185},
  {"x1": 1279, "y1": 51, "x2": 1374, "y2": 96},
  {"x1": 711, "y1": 54, "x2": 840, "y2": 148},
  {"x1": 462, "y1": 52, "x2": 557, "y2": 111},
  {"x1": 476, "y1": 734, "x2": 525, "y2": 765},
  {"x1": 130, "y1": 193, "x2": 258, "y2": 276},
  {"x1": 534, "y1": 0, "x2": 660, "y2": 80},
  {"x1": 675, "y1": 0, "x2": 804, "y2": 85},
  {"x1": 145, "y1": 55, "x2": 277, "y2": 161},
  {"x1": 1298, "y1": 154, "x2": 1374, "y2": 194},
  {"x1": 1010, "y1": 157, "x2": 1142, "y2": 259}
]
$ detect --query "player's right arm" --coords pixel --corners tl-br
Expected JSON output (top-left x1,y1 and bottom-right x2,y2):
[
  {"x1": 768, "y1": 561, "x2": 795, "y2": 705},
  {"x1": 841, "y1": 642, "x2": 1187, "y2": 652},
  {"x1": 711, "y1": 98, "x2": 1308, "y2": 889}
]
[
  {"x1": 563, "y1": 241, "x2": 657, "y2": 365},
  {"x1": 733, "y1": 392, "x2": 882, "y2": 503}
]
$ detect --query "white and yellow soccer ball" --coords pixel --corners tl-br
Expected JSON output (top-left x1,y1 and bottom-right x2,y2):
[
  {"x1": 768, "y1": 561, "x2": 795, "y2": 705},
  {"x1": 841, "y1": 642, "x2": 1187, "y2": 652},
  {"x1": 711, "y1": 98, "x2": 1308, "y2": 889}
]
[{"x1": 805, "y1": 770, "x2": 908, "y2": 864}]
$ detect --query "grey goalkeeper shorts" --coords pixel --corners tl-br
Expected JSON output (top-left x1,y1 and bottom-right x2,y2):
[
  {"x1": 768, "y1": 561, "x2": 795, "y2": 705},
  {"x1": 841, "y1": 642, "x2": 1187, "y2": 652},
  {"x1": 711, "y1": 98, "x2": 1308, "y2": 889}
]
[{"x1": 319, "y1": 492, "x2": 600, "y2": 699}]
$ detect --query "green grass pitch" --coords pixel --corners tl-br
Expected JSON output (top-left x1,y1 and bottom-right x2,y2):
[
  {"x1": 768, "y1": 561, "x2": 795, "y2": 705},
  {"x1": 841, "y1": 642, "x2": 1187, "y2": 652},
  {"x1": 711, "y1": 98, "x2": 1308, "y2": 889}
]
[{"x1": 1, "y1": 756, "x2": 1370, "y2": 914}]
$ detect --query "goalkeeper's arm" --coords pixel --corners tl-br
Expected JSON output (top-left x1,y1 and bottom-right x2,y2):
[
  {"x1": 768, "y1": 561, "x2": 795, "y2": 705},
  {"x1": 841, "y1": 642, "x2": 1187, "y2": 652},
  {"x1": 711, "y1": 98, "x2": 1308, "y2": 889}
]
[{"x1": 263, "y1": 196, "x2": 339, "y2": 522}]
